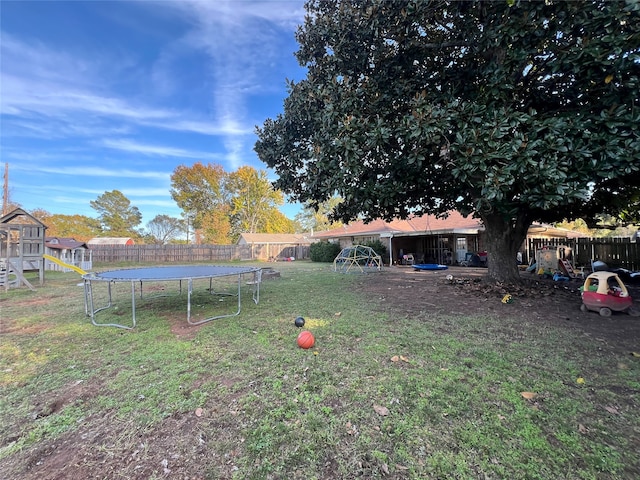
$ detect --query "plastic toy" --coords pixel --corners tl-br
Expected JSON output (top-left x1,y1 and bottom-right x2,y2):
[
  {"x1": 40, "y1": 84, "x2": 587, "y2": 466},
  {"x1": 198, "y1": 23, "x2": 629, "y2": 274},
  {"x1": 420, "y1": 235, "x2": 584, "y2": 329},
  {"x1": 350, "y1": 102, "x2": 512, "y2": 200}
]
[{"x1": 580, "y1": 271, "x2": 640, "y2": 317}]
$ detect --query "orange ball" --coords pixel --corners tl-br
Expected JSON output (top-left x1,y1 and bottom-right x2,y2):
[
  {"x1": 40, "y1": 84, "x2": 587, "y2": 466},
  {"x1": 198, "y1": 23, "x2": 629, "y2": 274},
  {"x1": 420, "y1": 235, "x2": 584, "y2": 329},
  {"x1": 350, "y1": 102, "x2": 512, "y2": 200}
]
[{"x1": 297, "y1": 330, "x2": 315, "y2": 349}]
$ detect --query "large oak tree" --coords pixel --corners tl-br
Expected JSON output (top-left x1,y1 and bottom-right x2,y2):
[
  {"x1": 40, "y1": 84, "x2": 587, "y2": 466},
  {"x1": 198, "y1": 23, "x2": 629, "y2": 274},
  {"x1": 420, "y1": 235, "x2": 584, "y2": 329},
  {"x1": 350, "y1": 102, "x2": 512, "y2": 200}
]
[
  {"x1": 255, "y1": 0, "x2": 640, "y2": 282},
  {"x1": 170, "y1": 163, "x2": 295, "y2": 243}
]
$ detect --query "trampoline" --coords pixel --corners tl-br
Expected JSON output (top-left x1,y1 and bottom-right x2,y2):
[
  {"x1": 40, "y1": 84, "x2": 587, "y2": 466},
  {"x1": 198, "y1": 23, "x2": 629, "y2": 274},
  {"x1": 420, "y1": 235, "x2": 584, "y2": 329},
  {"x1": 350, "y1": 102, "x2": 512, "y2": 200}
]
[{"x1": 83, "y1": 265, "x2": 262, "y2": 329}]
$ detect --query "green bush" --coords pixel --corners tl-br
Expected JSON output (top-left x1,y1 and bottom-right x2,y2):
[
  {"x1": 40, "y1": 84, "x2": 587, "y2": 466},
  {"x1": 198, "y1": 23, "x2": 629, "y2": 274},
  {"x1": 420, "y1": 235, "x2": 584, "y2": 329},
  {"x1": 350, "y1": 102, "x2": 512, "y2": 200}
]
[
  {"x1": 362, "y1": 239, "x2": 387, "y2": 260},
  {"x1": 310, "y1": 241, "x2": 342, "y2": 262}
]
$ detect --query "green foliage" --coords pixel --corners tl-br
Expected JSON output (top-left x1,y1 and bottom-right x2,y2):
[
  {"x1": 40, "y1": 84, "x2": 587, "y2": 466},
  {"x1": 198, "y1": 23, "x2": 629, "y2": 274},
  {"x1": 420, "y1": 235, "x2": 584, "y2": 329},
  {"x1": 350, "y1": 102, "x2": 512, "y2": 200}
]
[
  {"x1": 31, "y1": 209, "x2": 102, "y2": 242},
  {"x1": 362, "y1": 239, "x2": 387, "y2": 260},
  {"x1": 144, "y1": 214, "x2": 185, "y2": 245},
  {"x1": 89, "y1": 190, "x2": 142, "y2": 237},
  {"x1": 309, "y1": 240, "x2": 342, "y2": 262},
  {"x1": 295, "y1": 196, "x2": 345, "y2": 233},
  {"x1": 255, "y1": 0, "x2": 640, "y2": 282},
  {"x1": 170, "y1": 163, "x2": 294, "y2": 243},
  {"x1": 227, "y1": 166, "x2": 292, "y2": 239}
]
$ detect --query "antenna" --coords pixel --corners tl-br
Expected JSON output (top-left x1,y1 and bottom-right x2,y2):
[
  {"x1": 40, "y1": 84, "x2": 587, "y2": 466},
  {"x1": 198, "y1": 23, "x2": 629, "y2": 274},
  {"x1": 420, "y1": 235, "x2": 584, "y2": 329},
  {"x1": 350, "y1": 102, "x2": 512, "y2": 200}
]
[{"x1": 2, "y1": 163, "x2": 8, "y2": 216}]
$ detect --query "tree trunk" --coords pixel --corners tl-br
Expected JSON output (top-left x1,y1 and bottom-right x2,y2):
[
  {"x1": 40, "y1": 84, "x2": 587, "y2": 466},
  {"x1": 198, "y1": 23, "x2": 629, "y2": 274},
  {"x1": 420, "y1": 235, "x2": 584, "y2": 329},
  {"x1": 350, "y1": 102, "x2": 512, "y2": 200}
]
[{"x1": 481, "y1": 212, "x2": 530, "y2": 284}]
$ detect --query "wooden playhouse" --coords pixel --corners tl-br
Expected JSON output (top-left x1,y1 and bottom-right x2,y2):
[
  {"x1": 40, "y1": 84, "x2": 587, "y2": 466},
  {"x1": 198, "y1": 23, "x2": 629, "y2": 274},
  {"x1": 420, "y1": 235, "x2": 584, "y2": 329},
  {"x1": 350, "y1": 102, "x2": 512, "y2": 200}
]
[{"x1": 0, "y1": 208, "x2": 46, "y2": 290}]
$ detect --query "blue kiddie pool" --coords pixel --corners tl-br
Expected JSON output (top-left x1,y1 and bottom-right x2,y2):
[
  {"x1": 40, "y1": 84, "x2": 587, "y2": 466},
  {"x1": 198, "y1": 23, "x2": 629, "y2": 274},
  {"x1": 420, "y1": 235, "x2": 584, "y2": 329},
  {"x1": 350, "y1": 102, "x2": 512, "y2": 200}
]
[{"x1": 412, "y1": 264, "x2": 448, "y2": 271}]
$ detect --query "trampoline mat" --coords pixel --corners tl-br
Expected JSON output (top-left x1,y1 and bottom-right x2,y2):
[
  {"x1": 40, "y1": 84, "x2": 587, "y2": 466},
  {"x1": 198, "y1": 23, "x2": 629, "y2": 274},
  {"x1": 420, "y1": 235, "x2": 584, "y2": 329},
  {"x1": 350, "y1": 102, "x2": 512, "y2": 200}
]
[{"x1": 88, "y1": 265, "x2": 259, "y2": 282}]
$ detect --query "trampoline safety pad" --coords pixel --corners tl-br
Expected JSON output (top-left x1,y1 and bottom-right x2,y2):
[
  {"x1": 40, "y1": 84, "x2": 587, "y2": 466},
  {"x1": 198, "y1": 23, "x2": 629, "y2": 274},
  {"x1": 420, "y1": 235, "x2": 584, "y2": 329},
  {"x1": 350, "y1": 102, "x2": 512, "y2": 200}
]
[{"x1": 83, "y1": 265, "x2": 262, "y2": 329}]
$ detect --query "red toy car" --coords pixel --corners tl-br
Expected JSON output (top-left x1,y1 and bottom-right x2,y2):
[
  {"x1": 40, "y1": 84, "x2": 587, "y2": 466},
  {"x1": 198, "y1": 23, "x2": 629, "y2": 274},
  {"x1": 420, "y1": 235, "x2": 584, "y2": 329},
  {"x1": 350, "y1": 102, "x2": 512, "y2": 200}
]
[{"x1": 580, "y1": 271, "x2": 640, "y2": 317}]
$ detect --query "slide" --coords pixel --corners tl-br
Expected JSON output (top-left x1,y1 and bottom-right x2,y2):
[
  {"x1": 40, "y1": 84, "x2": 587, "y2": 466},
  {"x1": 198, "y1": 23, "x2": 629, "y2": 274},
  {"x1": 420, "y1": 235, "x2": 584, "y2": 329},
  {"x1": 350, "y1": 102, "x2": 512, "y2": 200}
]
[{"x1": 43, "y1": 254, "x2": 88, "y2": 275}]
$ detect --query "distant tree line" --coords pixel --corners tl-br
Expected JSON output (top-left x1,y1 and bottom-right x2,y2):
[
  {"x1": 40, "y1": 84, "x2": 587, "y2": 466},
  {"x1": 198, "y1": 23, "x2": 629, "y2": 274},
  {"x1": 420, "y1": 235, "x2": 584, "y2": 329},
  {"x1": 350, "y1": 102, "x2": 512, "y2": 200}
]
[{"x1": 28, "y1": 163, "x2": 335, "y2": 244}]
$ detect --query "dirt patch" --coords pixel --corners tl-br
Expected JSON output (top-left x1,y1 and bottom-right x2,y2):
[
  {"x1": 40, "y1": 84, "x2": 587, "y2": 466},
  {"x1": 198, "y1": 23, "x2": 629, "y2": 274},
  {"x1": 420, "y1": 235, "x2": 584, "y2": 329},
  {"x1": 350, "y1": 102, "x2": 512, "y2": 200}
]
[
  {"x1": 355, "y1": 266, "x2": 640, "y2": 354},
  {"x1": 165, "y1": 313, "x2": 205, "y2": 339}
]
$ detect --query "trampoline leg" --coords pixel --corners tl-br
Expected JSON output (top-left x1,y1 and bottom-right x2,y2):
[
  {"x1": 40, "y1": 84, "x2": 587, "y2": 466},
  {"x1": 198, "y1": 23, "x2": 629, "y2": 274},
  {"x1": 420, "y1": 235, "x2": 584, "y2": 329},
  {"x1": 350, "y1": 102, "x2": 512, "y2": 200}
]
[
  {"x1": 187, "y1": 274, "x2": 243, "y2": 325},
  {"x1": 86, "y1": 280, "x2": 134, "y2": 329}
]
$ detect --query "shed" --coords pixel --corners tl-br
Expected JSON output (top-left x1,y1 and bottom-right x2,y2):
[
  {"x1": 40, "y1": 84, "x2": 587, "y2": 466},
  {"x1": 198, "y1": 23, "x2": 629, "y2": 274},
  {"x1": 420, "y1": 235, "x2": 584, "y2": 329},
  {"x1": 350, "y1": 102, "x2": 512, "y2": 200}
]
[
  {"x1": 237, "y1": 233, "x2": 313, "y2": 261},
  {"x1": 88, "y1": 237, "x2": 135, "y2": 246}
]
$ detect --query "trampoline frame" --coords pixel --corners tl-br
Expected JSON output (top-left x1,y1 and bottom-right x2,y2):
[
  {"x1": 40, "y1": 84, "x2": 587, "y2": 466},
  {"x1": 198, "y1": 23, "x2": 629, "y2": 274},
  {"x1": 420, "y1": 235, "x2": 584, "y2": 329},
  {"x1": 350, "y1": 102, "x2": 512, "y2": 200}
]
[{"x1": 83, "y1": 265, "x2": 262, "y2": 329}]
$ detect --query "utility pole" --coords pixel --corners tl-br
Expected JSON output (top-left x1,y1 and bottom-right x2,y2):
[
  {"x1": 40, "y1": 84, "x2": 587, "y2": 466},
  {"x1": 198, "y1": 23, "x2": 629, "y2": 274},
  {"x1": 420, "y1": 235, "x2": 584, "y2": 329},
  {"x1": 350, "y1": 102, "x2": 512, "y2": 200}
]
[{"x1": 2, "y1": 163, "x2": 8, "y2": 216}]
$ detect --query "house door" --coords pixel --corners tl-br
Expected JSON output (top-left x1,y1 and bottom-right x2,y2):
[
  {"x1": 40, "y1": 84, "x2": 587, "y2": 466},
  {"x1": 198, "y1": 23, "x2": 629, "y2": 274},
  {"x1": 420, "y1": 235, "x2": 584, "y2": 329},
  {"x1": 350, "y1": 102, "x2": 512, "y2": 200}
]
[{"x1": 456, "y1": 237, "x2": 467, "y2": 264}]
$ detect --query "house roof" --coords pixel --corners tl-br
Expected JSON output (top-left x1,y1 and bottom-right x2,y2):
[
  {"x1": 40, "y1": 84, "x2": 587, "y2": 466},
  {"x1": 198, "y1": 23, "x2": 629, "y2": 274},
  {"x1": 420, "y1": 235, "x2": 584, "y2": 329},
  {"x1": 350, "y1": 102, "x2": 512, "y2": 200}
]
[
  {"x1": 46, "y1": 237, "x2": 88, "y2": 250},
  {"x1": 87, "y1": 237, "x2": 134, "y2": 245},
  {"x1": 312, "y1": 211, "x2": 483, "y2": 239},
  {"x1": 311, "y1": 211, "x2": 587, "y2": 239},
  {"x1": 237, "y1": 233, "x2": 313, "y2": 244}
]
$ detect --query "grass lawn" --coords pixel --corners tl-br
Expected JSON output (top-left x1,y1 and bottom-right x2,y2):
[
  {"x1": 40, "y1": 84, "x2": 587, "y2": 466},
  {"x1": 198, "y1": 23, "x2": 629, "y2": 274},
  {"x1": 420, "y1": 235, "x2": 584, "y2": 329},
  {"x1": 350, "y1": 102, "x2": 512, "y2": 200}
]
[{"x1": 1, "y1": 261, "x2": 639, "y2": 479}]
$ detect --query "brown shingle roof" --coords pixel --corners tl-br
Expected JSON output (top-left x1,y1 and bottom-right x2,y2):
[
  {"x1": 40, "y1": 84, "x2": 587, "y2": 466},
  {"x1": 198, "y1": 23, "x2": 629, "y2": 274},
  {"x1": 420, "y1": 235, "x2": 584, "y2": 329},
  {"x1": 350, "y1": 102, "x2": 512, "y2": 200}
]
[
  {"x1": 312, "y1": 211, "x2": 483, "y2": 239},
  {"x1": 45, "y1": 237, "x2": 88, "y2": 250}
]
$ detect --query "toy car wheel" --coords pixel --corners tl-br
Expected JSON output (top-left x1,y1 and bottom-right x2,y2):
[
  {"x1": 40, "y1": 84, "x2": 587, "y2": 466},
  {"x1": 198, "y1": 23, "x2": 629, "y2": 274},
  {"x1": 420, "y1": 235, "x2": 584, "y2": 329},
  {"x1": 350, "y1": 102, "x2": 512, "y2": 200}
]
[
  {"x1": 599, "y1": 307, "x2": 612, "y2": 317},
  {"x1": 628, "y1": 305, "x2": 640, "y2": 317},
  {"x1": 580, "y1": 304, "x2": 589, "y2": 313}
]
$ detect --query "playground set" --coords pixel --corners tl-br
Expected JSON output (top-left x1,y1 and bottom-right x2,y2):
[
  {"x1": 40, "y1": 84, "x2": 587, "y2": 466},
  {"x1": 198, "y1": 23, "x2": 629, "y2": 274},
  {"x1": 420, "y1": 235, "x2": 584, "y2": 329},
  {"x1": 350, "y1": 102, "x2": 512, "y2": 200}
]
[
  {"x1": 0, "y1": 208, "x2": 89, "y2": 291},
  {"x1": 333, "y1": 245, "x2": 383, "y2": 273},
  {"x1": 0, "y1": 208, "x2": 46, "y2": 291}
]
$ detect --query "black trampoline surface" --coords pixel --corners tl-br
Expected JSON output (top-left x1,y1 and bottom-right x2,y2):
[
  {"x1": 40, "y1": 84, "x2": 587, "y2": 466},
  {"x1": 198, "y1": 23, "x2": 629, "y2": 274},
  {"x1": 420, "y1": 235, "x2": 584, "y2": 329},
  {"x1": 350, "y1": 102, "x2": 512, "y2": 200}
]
[
  {"x1": 86, "y1": 265, "x2": 260, "y2": 282},
  {"x1": 83, "y1": 265, "x2": 263, "y2": 328}
]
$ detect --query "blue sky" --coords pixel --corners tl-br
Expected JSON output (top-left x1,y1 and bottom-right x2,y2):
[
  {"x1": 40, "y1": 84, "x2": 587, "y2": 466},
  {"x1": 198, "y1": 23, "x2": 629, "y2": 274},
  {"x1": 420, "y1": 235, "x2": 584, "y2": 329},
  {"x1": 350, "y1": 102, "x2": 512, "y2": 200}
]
[{"x1": 1, "y1": 0, "x2": 307, "y2": 226}]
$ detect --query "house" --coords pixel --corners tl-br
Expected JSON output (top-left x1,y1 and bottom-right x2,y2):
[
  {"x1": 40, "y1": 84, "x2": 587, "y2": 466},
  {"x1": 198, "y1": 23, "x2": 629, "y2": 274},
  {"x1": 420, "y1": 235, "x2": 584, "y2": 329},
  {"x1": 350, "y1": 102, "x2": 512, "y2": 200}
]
[
  {"x1": 45, "y1": 237, "x2": 92, "y2": 272},
  {"x1": 237, "y1": 233, "x2": 313, "y2": 261},
  {"x1": 87, "y1": 237, "x2": 135, "y2": 246},
  {"x1": 312, "y1": 211, "x2": 584, "y2": 266}
]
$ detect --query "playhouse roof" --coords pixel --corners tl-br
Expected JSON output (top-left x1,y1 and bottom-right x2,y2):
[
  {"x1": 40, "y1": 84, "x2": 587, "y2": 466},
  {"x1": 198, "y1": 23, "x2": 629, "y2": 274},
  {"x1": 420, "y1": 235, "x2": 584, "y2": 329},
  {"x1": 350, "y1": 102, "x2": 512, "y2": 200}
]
[
  {"x1": 45, "y1": 237, "x2": 89, "y2": 250},
  {"x1": 0, "y1": 208, "x2": 46, "y2": 227}
]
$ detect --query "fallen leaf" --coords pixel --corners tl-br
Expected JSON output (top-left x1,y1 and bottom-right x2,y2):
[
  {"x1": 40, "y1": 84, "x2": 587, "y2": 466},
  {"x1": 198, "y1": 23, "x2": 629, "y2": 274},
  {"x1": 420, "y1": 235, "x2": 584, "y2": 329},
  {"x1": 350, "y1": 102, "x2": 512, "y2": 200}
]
[
  {"x1": 373, "y1": 405, "x2": 390, "y2": 416},
  {"x1": 576, "y1": 377, "x2": 585, "y2": 384},
  {"x1": 390, "y1": 355, "x2": 400, "y2": 362},
  {"x1": 578, "y1": 423, "x2": 588, "y2": 434},
  {"x1": 631, "y1": 352, "x2": 640, "y2": 358},
  {"x1": 345, "y1": 421, "x2": 356, "y2": 435},
  {"x1": 334, "y1": 312, "x2": 342, "y2": 317},
  {"x1": 400, "y1": 355, "x2": 409, "y2": 363},
  {"x1": 521, "y1": 392, "x2": 537, "y2": 400},
  {"x1": 380, "y1": 463, "x2": 389, "y2": 475},
  {"x1": 604, "y1": 406, "x2": 619, "y2": 414},
  {"x1": 396, "y1": 464, "x2": 409, "y2": 471},
  {"x1": 605, "y1": 74, "x2": 614, "y2": 84},
  {"x1": 195, "y1": 408, "x2": 203, "y2": 417}
]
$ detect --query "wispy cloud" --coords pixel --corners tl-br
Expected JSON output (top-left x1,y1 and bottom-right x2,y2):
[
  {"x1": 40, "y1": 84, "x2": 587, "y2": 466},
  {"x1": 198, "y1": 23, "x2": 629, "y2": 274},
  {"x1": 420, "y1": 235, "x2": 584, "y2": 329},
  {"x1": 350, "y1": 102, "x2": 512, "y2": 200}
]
[
  {"x1": 100, "y1": 139, "x2": 224, "y2": 160},
  {"x1": 0, "y1": 29, "x2": 262, "y2": 140},
  {"x1": 12, "y1": 163, "x2": 169, "y2": 180},
  {"x1": 147, "y1": 0, "x2": 306, "y2": 165}
]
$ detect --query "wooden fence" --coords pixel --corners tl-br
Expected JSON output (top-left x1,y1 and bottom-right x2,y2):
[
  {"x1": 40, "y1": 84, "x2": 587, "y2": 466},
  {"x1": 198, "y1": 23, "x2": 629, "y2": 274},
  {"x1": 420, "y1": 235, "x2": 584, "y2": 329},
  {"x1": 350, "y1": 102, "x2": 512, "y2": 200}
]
[
  {"x1": 89, "y1": 243, "x2": 311, "y2": 264},
  {"x1": 526, "y1": 237, "x2": 640, "y2": 271}
]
